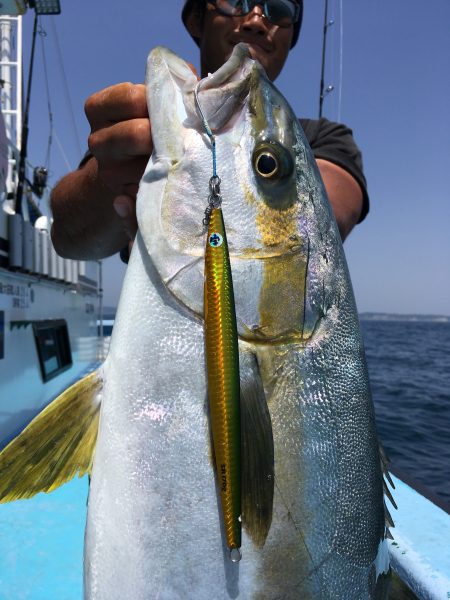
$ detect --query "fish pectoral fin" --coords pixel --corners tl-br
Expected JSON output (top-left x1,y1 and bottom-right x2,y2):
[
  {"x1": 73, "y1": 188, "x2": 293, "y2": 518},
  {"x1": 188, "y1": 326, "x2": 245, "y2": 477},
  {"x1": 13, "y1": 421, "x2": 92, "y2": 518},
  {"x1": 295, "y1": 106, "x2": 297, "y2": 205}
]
[
  {"x1": 0, "y1": 370, "x2": 103, "y2": 503},
  {"x1": 240, "y1": 350, "x2": 274, "y2": 548}
]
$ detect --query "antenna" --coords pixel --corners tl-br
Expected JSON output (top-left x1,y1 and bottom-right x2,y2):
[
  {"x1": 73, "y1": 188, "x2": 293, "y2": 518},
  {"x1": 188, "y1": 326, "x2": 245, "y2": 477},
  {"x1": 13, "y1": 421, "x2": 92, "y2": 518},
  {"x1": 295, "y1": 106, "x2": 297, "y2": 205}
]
[{"x1": 318, "y1": 0, "x2": 334, "y2": 118}]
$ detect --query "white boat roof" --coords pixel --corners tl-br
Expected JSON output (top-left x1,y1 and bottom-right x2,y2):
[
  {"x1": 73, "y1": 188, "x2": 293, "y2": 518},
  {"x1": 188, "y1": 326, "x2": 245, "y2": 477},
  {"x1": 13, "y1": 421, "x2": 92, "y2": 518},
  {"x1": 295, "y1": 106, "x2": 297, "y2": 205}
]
[{"x1": 0, "y1": 1, "x2": 27, "y2": 16}]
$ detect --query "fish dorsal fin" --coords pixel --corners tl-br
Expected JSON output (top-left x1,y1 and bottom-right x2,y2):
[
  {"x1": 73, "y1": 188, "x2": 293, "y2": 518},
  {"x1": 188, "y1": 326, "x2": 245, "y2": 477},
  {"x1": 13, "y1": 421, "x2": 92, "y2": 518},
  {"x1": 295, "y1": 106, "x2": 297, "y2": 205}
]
[
  {"x1": 379, "y1": 443, "x2": 397, "y2": 537},
  {"x1": 240, "y1": 349, "x2": 274, "y2": 548},
  {"x1": 0, "y1": 370, "x2": 102, "y2": 503}
]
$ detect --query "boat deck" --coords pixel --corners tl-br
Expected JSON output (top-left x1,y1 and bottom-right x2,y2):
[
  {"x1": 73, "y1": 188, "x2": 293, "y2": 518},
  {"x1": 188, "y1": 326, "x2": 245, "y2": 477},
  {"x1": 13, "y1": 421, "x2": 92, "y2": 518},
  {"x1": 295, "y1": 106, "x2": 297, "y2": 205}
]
[
  {"x1": 0, "y1": 477, "x2": 87, "y2": 599},
  {"x1": 0, "y1": 475, "x2": 448, "y2": 599}
]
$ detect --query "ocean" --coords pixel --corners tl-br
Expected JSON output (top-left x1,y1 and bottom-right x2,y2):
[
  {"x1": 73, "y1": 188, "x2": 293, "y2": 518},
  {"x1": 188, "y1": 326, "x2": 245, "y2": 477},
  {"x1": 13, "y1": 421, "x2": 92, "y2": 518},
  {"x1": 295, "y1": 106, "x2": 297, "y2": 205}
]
[{"x1": 361, "y1": 316, "x2": 450, "y2": 505}]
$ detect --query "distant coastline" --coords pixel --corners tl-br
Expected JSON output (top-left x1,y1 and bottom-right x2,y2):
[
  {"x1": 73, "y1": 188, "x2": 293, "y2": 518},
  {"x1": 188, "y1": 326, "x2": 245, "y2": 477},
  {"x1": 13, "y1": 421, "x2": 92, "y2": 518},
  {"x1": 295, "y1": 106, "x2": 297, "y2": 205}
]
[
  {"x1": 103, "y1": 307, "x2": 450, "y2": 324},
  {"x1": 360, "y1": 312, "x2": 450, "y2": 323}
]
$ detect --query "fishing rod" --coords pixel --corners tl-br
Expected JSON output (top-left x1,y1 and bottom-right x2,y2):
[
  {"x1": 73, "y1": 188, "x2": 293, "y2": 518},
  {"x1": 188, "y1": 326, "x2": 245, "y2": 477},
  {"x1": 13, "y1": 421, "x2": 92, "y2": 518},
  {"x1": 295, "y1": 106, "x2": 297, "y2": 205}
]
[{"x1": 318, "y1": 0, "x2": 334, "y2": 118}]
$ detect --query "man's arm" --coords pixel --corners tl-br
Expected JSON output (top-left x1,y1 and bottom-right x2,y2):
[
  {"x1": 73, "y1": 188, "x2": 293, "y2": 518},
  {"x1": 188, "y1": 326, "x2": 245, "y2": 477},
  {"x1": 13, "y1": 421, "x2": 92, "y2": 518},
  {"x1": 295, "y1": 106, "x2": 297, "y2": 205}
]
[
  {"x1": 300, "y1": 117, "x2": 368, "y2": 241},
  {"x1": 50, "y1": 83, "x2": 150, "y2": 260},
  {"x1": 316, "y1": 159, "x2": 363, "y2": 241},
  {"x1": 51, "y1": 157, "x2": 130, "y2": 259}
]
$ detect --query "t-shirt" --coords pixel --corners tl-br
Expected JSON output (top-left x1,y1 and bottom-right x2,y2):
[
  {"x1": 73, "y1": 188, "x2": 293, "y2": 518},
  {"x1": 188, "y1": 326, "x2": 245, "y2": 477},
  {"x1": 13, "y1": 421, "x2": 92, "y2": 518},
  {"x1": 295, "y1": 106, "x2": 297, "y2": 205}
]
[{"x1": 300, "y1": 117, "x2": 369, "y2": 223}]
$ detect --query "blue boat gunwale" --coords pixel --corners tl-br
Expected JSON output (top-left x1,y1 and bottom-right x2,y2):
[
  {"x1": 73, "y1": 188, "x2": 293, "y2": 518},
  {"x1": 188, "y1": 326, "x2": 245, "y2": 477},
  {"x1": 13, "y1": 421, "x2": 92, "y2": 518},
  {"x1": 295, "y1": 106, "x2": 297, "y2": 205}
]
[{"x1": 389, "y1": 464, "x2": 450, "y2": 516}]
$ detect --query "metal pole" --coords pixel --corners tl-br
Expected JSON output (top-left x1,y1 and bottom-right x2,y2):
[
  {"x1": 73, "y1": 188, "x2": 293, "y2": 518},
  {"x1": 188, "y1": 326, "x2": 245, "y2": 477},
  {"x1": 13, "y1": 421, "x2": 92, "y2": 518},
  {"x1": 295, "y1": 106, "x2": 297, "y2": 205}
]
[
  {"x1": 0, "y1": 18, "x2": 13, "y2": 141},
  {"x1": 15, "y1": 12, "x2": 38, "y2": 215},
  {"x1": 0, "y1": 17, "x2": 14, "y2": 195},
  {"x1": 318, "y1": 0, "x2": 329, "y2": 118}
]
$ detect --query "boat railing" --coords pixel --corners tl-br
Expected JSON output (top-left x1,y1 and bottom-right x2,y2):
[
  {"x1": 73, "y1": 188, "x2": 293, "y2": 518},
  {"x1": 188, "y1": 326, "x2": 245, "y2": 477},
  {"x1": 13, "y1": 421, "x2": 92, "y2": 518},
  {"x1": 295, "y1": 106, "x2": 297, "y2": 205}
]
[{"x1": 1, "y1": 200, "x2": 99, "y2": 294}]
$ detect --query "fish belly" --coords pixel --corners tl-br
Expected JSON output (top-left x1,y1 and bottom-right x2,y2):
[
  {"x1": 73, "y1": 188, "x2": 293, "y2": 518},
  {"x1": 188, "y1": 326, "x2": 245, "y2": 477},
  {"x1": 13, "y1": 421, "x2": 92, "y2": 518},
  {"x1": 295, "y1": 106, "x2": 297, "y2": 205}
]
[{"x1": 84, "y1": 234, "x2": 384, "y2": 599}]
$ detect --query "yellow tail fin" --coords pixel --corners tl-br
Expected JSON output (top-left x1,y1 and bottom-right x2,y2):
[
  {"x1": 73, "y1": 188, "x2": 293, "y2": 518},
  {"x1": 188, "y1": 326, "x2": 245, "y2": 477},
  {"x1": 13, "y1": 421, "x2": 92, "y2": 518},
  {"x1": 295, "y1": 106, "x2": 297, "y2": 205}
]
[{"x1": 0, "y1": 370, "x2": 102, "y2": 503}]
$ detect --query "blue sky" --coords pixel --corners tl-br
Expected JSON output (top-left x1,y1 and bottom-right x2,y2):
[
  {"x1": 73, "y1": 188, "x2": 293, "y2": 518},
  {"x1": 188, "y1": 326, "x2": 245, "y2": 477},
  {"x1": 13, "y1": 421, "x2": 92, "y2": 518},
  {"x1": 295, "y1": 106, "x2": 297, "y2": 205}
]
[{"x1": 22, "y1": 0, "x2": 450, "y2": 315}]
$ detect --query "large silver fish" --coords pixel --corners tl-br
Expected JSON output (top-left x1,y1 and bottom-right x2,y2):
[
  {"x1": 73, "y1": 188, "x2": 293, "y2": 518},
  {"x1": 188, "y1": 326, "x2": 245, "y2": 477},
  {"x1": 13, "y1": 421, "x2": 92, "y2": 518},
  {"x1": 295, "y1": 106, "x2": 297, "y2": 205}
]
[{"x1": 0, "y1": 45, "x2": 393, "y2": 598}]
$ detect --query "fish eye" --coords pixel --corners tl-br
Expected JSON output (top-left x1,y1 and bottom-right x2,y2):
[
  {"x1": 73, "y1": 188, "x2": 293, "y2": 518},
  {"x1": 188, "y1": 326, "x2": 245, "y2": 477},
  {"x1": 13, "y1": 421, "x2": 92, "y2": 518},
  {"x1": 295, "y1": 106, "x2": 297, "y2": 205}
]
[
  {"x1": 255, "y1": 152, "x2": 278, "y2": 178},
  {"x1": 252, "y1": 143, "x2": 293, "y2": 181}
]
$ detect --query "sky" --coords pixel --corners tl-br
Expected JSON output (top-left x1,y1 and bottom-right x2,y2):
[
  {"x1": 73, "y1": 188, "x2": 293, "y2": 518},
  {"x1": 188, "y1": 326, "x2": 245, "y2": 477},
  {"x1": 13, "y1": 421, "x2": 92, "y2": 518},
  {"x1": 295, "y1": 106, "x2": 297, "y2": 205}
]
[{"x1": 20, "y1": 0, "x2": 450, "y2": 315}]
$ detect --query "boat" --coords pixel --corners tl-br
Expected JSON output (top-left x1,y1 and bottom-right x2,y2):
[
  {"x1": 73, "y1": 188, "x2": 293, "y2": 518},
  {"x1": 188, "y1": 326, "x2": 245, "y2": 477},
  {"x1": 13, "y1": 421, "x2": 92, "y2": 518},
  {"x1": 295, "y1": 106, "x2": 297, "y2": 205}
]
[{"x1": 0, "y1": 2, "x2": 102, "y2": 451}]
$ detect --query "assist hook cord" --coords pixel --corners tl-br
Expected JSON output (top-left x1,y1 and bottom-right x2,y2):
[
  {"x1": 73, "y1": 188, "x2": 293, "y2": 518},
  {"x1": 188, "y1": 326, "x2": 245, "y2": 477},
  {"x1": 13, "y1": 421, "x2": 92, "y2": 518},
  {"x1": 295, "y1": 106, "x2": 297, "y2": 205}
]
[{"x1": 194, "y1": 80, "x2": 223, "y2": 230}]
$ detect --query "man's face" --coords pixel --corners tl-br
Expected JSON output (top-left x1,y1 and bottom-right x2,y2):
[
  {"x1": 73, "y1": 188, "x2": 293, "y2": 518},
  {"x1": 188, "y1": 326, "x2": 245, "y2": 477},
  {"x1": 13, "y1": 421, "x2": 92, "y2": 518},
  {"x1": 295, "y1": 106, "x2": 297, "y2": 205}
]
[{"x1": 198, "y1": 3, "x2": 294, "y2": 81}]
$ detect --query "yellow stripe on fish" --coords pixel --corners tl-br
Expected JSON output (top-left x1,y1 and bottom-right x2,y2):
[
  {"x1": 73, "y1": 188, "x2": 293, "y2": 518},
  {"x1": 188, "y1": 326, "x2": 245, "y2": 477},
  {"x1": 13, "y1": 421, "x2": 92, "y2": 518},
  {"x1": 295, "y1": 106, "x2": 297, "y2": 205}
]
[{"x1": 204, "y1": 207, "x2": 241, "y2": 559}]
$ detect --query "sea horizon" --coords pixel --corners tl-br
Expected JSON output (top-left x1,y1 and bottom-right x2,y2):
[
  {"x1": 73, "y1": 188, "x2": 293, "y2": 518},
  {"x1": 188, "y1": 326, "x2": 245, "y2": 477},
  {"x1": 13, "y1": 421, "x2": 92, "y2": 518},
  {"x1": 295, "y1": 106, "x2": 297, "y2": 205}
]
[{"x1": 101, "y1": 305, "x2": 450, "y2": 323}]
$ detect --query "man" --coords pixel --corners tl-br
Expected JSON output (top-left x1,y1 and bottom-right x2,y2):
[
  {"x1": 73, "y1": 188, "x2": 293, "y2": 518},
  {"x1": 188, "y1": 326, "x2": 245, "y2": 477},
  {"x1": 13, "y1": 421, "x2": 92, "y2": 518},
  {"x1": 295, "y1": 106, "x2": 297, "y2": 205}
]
[{"x1": 50, "y1": 0, "x2": 368, "y2": 260}]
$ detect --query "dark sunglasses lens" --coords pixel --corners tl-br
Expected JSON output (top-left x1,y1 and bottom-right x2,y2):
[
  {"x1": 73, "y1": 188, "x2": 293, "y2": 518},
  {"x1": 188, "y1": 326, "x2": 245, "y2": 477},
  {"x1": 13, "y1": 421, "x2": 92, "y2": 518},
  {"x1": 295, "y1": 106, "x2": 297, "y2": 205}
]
[
  {"x1": 214, "y1": 0, "x2": 297, "y2": 25},
  {"x1": 265, "y1": 0, "x2": 296, "y2": 26},
  {"x1": 215, "y1": 0, "x2": 251, "y2": 16}
]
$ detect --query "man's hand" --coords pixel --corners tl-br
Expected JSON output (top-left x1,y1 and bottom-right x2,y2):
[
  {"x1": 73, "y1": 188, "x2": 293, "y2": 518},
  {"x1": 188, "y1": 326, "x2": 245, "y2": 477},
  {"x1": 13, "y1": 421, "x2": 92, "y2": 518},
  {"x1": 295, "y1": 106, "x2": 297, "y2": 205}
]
[
  {"x1": 51, "y1": 83, "x2": 151, "y2": 259},
  {"x1": 86, "y1": 83, "x2": 151, "y2": 240}
]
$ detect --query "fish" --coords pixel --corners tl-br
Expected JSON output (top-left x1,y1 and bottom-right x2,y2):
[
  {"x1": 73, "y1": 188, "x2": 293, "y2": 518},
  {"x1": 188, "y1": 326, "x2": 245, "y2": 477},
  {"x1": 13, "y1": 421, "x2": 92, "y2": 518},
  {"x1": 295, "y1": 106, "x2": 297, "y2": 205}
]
[{"x1": 0, "y1": 44, "x2": 394, "y2": 599}]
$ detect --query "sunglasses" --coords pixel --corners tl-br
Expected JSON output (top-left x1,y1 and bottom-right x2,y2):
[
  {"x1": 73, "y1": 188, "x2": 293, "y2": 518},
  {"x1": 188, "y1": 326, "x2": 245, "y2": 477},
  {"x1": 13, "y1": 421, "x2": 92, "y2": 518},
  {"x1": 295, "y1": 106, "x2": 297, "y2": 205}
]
[{"x1": 208, "y1": 0, "x2": 301, "y2": 28}]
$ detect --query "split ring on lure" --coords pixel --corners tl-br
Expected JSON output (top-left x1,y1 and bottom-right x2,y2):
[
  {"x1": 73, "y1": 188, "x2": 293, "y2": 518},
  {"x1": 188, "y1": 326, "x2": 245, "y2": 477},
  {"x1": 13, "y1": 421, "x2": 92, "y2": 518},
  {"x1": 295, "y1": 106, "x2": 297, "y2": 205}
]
[{"x1": 195, "y1": 80, "x2": 242, "y2": 562}]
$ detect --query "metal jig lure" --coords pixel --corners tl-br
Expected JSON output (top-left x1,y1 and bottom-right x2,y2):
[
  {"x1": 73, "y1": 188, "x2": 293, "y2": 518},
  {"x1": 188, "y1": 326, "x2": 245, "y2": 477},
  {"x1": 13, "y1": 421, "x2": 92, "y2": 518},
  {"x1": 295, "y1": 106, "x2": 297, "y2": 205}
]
[{"x1": 195, "y1": 79, "x2": 242, "y2": 562}]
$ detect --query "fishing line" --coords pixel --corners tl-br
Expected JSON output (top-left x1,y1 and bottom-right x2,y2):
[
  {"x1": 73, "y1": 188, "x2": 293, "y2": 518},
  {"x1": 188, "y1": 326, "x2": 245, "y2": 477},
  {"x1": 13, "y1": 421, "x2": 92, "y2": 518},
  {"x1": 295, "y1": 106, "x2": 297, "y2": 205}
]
[
  {"x1": 50, "y1": 17, "x2": 82, "y2": 158},
  {"x1": 273, "y1": 478, "x2": 322, "y2": 583},
  {"x1": 194, "y1": 80, "x2": 217, "y2": 178},
  {"x1": 53, "y1": 128, "x2": 73, "y2": 172}
]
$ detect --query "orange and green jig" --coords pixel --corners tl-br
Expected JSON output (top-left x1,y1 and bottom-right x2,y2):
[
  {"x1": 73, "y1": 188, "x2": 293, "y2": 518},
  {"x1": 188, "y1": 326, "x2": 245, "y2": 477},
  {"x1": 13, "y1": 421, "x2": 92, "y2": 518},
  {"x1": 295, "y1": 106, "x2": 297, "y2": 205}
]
[{"x1": 195, "y1": 81, "x2": 242, "y2": 562}]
